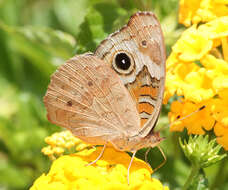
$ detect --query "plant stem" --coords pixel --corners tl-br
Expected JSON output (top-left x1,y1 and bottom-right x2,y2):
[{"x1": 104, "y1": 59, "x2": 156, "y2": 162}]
[
  {"x1": 210, "y1": 157, "x2": 228, "y2": 190},
  {"x1": 182, "y1": 165, "x2": 200, "y2": 190}
]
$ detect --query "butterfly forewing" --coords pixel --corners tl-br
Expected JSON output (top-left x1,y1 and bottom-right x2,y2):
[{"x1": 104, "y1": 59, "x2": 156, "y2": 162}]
[
  {"x1": 95, "y1": 12, "x2": 166, "y2": 136},
  {"x1": 44, "y1": 54, "x2": 141, "y2": 145}
]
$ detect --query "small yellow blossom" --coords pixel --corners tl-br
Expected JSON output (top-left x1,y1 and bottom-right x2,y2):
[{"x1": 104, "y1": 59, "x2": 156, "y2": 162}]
[
  {"x1": 201, "y1": 54, "x2": 228, "y2": 76},
  {"x1": 179, "y1": 0, "x2": 228, "y2": 26},
  {"x1": 179, "y1": 0, "x2": 201, "y2": 27},
  {"x1": 172, "y1": 25, "x2": 213, "y2": 62},
  {"x1": 198, "y1": 16, "x2": 228, "y2": 39},
  {"x1": 169, "y1": 100, "x2": 215, "y2": 134},
  {"x1": 30, "y1": 147, "x2": 169, "y2": 190},
  {"x1": 41, "y1": 130, "x2": 91, "y2": 160}
]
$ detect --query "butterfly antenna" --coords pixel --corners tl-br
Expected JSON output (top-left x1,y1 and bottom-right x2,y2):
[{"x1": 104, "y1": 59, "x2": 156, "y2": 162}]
[
  {"x1": 127, "y1": 151, "x2": 137, "y2": 185},
  {"x1": 159, "y1": 105, "x2": 206, "y2": 132},
  {"x1": 86, "y1": 144, "x2": 106, "y2": 166}
]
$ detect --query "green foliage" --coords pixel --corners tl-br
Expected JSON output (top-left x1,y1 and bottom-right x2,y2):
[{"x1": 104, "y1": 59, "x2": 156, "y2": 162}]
[
  {"x1": 0, "y1": 0, "x2": 227, "y2": 190},
  {"x1": 0, "y1": 23, "x2": 76, "y2": 75}
]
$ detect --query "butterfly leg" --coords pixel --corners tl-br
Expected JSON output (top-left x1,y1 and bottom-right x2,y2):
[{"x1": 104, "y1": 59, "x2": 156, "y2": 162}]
[
  {"x1": 152, "y1": 145, "x2": 166, "y2": 172},
  {"x1": 86, "y1": 144, "x2": 107, "y2": 166},
  {"x1": 127, "y1": 151, "x2": 137, "y2": 185},
  {"x1": 145, "y1": 147, "x2": 153, "y2": 170},
  {"x1": 145, "y1": 147, "x2": 151, "y2": 163}
]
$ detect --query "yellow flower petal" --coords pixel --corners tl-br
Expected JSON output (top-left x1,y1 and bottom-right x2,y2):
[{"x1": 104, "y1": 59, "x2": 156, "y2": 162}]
[
  {"x1": 201, "y1": 54, "x2": 228, "y2": 75},
  {"x1": 211, "y1": 93, "x2": 228, "y2": 126},
  {"x1": 198, "y1": 16, "x2": 228, "y2": 39},
  {"x1": 213, "y1": 75, "x2": 228, "y2": 89},
  {"x1": 222, "y1": 37, "x2": 228, "y2": 62},
  {"x1": 173, "y1": 26, "x2": 213, "y2": 62},
  {"x1": 214, "y1": 122, "x2": 228, "y2": 150},
  {"x1": 179, "y1": 0, "x2": 201, "y2": 26}
]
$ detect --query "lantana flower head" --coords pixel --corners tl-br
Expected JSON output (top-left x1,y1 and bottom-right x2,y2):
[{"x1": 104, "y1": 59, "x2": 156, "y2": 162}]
[
  {"x1": 166, "y1": 12, "x2": 228, "y2": 150},
  {"x1": 42, "y1": 131, "x2": 92, "y2": 160},
  {"x1": 31, "y1": 132, "x2": 169, "y2": 190}
]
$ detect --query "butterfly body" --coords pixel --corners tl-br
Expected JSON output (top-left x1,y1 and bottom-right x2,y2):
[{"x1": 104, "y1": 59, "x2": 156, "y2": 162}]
[
  {"x1": 111, "y1": 130, "x2": 163, "y2": 152},
  {"x1": 44, "y1": 11, "x2": 166, "y2": 153}
]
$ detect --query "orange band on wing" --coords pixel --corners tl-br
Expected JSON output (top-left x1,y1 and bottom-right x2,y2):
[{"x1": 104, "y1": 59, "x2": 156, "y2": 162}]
[
  {"x1": 138, "y1": 102, "x2": 154, "y2": 114},
  {"x1": 139, "y1": 86, "x2": 158, "y2": 99},
  {"x1": 127, "y1": 84, "x2": 157, "y2": 127},
  {"x1": 140, "y1": 118, "x2": 148, "y2": 127}
]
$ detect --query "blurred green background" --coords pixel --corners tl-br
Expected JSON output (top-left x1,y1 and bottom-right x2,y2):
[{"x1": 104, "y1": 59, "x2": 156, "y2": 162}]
[{"x1": 0, "y1": 0, "x2": 227, "y2": 189}]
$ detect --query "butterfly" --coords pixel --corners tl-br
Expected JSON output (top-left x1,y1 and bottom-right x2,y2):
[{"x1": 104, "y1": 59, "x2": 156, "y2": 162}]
[{"x1": 43, "y1": 11, "x2": 166, "y2": 184}]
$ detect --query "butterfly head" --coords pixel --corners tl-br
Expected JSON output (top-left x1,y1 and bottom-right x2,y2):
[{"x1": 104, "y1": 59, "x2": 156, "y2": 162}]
[{"x1": 147, "y1": 131, "x2": 165, "y2": 148}]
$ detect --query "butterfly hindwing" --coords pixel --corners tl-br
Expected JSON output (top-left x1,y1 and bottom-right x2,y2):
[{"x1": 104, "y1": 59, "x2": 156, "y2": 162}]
[{"x1": 44, "y1": 54, "x2": 141, "y2": 145}]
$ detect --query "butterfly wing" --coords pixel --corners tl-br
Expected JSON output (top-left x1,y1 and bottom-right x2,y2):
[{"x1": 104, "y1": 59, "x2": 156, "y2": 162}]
[
  {"x1": 95, "y1": 12, "x2": 166, "y2": 137},
  {"x1": 44, "y1": 54, "x2": 141, "y2": 145}
]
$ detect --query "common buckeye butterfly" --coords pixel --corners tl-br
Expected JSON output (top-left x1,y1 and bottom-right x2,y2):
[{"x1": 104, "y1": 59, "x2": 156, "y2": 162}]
[{"x1": 44, "y1": 11, "x2": 166, "y2": 184}]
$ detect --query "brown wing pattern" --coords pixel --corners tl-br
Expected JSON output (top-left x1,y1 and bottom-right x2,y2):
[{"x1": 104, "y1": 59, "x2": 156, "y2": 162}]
[
  {"x1": 95, "y1": 12, "x2": 166, "y2": 136},
  {"x1": 44, "y1": 54, "x2": 141, "y2": 145}
]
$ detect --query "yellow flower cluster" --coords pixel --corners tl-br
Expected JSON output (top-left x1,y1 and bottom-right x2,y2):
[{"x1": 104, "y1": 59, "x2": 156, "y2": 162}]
[
  {"x1": 165, "y1": 13, "x2": 228, "y2": 149},
  {"x1": 179, "y1": 0, "x2": 228, "y2": 26},
  {"x1": 42, "y1": 130, "x2": 91, "y2": 160},
  {"x1": 31, "y1": 146, "x2": 169, "y2": 190}
]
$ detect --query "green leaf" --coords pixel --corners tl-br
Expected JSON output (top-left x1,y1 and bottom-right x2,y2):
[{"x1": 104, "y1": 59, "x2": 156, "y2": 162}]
[
  {"x1": 53, "y1": 0, "x2": 89, "y2": 35},
  {"x1": 0, "y1": 22, "x2": 76, "y2": 75},
  {"x1": 76, "y1": 7, "x2": 106, "y2": 53},
  {"x1": 76, "y1": 3, "x2": 127, "y2": 53}
]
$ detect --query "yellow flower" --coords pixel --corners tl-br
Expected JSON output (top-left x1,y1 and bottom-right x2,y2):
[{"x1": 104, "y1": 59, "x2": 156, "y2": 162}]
[
  {"x1": 166, "y1": 9, "x2": 228, "y2": 149},
  {"x1": 179, "y1": 0, "x2": 228, "y2": 26},
  {"x1": 30, "y1": 147, "x2": 169, "y2": 190}
]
